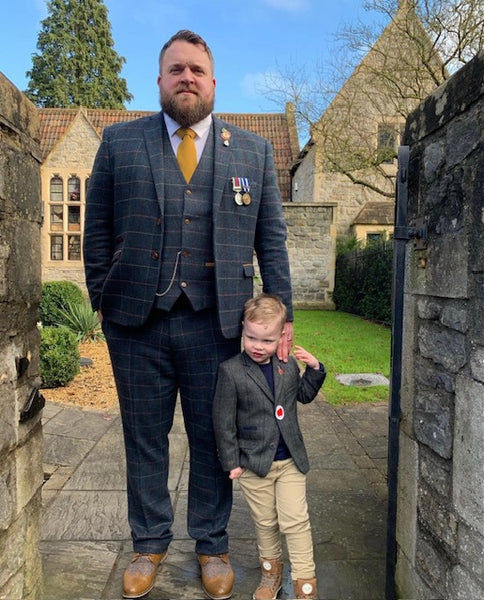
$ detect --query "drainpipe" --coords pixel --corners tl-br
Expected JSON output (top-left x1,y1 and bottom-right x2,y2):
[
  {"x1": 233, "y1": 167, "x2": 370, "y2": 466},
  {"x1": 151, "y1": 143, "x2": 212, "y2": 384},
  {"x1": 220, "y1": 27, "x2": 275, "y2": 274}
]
[{"x1": 385, "y1": 145, "x2": 409, "y2": 600}]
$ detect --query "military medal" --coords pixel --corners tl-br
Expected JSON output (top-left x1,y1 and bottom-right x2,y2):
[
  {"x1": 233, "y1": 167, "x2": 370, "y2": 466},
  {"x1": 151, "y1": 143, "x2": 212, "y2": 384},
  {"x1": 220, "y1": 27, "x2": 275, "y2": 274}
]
[
  {"x1": 241, "y1": 178, "x2": 251, "y2": 205},
  {"x1": 232, "y1": 177, "x2": 243, "y2": 205},
  {"x1": 275, "y1": 405, "x2": 285, "y2": 420}
]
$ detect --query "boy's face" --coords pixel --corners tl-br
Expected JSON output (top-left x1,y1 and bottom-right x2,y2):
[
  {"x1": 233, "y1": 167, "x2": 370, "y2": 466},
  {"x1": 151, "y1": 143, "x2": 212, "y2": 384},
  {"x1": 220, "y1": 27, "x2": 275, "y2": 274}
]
[{"x1": 242, "y1": 319, "x2": 283, "y2": 365}]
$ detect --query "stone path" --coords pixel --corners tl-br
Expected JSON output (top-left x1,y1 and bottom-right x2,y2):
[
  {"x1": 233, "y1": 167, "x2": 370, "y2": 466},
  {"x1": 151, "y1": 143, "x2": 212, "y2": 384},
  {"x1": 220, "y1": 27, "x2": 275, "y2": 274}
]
[{"x1": 41, "y1": 397, "x2": 389, "y2": 599}]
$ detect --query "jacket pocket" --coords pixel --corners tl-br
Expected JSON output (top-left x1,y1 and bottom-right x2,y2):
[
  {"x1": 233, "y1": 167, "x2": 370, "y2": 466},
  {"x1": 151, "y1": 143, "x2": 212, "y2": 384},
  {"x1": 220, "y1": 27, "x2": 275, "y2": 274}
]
[{"x1": 243, "y1": 263, "x2": 254, "y2": 278}]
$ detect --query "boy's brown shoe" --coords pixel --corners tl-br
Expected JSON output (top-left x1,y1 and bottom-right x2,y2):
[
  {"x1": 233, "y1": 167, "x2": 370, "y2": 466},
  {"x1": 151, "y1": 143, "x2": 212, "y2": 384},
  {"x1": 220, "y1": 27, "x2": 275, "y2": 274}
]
[
  {"x1": 253, "y1": 557, "x2": 283, "y2": 600},
  {"x1": 293, "y1": 577, "x2": 318, "y2": 599}
]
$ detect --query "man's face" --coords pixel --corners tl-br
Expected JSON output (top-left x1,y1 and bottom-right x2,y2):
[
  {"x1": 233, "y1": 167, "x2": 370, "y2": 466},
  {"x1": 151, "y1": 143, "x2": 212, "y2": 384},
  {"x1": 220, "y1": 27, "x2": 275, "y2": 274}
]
[{"x1": 158, "y1": 40, "x2": 216, "y2": 128}]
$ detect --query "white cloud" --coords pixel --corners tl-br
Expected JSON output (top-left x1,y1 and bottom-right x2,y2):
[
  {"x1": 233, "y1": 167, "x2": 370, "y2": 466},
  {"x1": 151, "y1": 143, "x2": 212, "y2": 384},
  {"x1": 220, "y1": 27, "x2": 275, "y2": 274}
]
[{"x1": 241, "y1": 70, "x2": 282, "y2": 98}]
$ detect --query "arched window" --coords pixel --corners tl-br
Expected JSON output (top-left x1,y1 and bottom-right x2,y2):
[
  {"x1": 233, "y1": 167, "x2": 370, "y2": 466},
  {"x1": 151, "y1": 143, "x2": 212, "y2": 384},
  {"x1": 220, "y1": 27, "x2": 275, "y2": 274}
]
[{"x1": 47, "y1": 173, "x2": 86, "y2": 262}]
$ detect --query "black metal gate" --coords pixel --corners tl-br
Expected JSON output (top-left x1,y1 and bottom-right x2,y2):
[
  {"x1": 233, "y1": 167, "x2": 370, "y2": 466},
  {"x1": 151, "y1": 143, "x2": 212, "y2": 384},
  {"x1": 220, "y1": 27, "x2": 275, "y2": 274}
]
[{"x1": 385, "y1": 146, "x2": 428, "y2": 600}]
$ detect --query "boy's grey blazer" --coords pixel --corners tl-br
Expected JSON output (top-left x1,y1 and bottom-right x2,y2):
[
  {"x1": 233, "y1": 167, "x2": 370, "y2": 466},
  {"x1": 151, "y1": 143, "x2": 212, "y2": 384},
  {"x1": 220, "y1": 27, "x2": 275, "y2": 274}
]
[
  {"x1": 83, "y1": 112, "x2": 292, "y2": 339},
  {"x1": 213, "y1": 352, "x2": 326, "y2": 477}
]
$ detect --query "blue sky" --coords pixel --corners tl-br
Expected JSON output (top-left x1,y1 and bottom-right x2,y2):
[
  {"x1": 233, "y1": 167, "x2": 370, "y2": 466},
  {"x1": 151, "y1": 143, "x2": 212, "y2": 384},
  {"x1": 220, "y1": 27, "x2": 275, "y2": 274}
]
[{"x1": 0, "y1": 0, "x2": 385, "y2": 114}]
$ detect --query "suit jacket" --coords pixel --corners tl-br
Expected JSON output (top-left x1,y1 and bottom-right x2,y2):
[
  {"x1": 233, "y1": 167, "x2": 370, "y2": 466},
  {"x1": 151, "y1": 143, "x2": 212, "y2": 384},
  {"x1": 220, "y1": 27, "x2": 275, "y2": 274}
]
[
  {"x1": 83, "y1": 112, "x2": 292, "y2": 338},
  {"x1": 213, "y1": 352, "x2": 326, "y2": 477}
]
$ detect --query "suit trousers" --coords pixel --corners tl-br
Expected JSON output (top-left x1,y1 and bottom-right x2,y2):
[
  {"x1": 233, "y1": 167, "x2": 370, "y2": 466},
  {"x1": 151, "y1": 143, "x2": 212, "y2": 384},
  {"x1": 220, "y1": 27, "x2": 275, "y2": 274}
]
[
  {"x1": 102, "y1": 298, "x2": 241, "y2": 555},
  {"x1": 238, "y1": 458, "x2": 316, "y2": 580}
]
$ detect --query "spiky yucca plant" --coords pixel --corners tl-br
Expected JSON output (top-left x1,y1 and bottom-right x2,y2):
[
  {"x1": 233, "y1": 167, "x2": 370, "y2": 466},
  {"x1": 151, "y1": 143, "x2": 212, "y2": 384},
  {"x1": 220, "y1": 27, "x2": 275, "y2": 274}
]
[{"x1": 58, "y1": 300, "x2": 104, "y2": 342}]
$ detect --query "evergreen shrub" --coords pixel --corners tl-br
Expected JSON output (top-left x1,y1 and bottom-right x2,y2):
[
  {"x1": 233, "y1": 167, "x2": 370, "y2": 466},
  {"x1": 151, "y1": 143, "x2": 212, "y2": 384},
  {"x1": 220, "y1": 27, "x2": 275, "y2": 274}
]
[
  {"x1": 40, "y1": 280, "x2": 84, "y2": 327},
  {"x1": 40, "y1": 326, "x2": 80, "y2": 388},
  {"x1": 333, "y1": 241, "x2": 393, "y2": 324}
]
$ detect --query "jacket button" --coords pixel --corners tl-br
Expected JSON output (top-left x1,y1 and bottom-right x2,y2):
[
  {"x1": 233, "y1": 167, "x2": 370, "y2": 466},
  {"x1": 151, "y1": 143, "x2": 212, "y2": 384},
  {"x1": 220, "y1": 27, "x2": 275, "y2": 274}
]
[
  {"x1": 151, "y1": 251, "x2": 159, "y2": 260},
  {"x1": 156, "y1": 217, "x2": 162, "y2": 225},
  {"x1": 181, "y1": 281, "x2": 187, "y2": 288},
  {"x1": 184, "y1": 218, "x2": 190, "y2": 224}
]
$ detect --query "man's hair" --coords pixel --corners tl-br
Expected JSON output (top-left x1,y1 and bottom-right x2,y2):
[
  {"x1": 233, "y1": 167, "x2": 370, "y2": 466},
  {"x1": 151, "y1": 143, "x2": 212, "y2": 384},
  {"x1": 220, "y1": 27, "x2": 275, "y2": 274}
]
[
  {"x1": 243, "y1": 293, "x2": 287, "y2": 331},
  {"x1": 159, "y1": 30, "x2": 214, "y2": 72}
]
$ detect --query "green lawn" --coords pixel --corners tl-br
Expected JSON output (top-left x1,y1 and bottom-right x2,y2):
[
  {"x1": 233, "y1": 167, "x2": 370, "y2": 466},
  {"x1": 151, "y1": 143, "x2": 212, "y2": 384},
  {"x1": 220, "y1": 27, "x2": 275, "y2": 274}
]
[{"x1": 293, "y1": 310, "x2": 391, "y2": 405}]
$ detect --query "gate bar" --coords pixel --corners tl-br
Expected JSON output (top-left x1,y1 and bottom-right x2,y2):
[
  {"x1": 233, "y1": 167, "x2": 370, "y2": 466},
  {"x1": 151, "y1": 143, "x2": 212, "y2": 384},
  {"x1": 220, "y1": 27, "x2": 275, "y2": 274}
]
[{"x1": 385, "y1": 145, "x2": 410, "y2": 600}]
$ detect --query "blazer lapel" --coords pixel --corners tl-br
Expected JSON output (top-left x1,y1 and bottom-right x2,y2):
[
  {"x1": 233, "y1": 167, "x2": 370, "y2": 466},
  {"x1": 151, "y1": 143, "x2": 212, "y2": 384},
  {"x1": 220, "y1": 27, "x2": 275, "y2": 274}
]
[
  {"x1": 272, "y1": 358, "x2": 285, "y2": 403},
  {"x1": 243, "y1": 353, "x2": 274, "y2": 402},
  {"x1": 143, "y1": 112, "x2": 166, "y2": 208}
]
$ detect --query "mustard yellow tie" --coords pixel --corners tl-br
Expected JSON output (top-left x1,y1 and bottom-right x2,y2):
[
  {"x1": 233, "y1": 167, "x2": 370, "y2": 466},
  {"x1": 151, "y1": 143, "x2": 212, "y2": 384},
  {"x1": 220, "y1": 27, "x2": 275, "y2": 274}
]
[{"x1": 176, "y1": 128, "x2": 197, "y2": 183}]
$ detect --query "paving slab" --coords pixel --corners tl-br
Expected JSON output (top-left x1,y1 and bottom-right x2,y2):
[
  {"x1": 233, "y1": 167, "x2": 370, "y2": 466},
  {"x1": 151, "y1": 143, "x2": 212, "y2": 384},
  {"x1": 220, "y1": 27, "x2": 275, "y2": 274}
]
[{"x1": 40, "y1": 540, "x2": 123, "y2": 600}]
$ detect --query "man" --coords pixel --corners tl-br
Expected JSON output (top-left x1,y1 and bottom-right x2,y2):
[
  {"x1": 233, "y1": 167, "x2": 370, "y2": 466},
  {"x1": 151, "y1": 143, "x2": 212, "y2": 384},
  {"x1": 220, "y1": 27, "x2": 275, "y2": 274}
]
[{"x1": 83, "y1": 30, "x2": 293, "y2": 600}]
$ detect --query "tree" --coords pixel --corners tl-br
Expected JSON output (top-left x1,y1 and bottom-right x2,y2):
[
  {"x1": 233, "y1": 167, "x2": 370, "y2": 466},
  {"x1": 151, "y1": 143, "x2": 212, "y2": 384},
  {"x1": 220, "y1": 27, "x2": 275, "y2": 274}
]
[
  {"x1": 263, "y1": 0, "x2": 483, "y2": 197},
  {"x1": 25, "y1": 0, "x2": 133, "y2": 108}
]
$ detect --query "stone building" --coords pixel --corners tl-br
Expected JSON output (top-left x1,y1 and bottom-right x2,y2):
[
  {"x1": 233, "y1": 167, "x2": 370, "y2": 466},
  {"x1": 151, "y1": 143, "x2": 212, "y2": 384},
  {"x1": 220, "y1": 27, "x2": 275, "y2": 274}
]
[{"x1": 292, "y1": 0, "x2": 443, "y2": 244}]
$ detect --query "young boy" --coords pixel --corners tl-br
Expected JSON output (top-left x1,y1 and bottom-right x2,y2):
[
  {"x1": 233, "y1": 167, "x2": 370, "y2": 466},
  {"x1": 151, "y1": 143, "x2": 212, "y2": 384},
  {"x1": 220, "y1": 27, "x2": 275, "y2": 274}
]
[{"x1": 213, "y1": 293, "x2": 326, "y2": 600}]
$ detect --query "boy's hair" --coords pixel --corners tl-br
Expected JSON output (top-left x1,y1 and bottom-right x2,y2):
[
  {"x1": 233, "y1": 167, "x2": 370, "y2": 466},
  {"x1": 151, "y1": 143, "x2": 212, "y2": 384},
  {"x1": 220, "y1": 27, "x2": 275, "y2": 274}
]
[
  {"x1": 159, "y1": 30, "x2": 214, "y2": 72},
  {"x1": 243, "y1": 293, "x2": 287, "y2": 331}
]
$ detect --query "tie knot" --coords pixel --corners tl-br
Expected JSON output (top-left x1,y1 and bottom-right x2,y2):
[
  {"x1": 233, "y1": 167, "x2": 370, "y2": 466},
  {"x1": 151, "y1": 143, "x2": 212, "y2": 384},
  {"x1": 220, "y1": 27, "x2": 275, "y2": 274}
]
[{"x1": 177, "y1": 128, "x2": 196, "y2": 140}]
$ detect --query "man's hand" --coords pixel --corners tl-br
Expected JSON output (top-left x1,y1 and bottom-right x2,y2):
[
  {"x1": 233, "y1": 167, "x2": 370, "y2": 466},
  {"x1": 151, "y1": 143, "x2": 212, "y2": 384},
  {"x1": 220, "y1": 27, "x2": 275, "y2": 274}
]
[{"x1": 277, "y1": 321, "x2": 294, "y2": 362}]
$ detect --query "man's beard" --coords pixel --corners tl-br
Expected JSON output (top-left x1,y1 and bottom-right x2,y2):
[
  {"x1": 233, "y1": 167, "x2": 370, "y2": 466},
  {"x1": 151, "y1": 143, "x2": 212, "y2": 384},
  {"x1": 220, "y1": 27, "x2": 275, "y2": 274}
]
[{"x1": 161, "y1": 91, "x2": 214, "y2": 128}]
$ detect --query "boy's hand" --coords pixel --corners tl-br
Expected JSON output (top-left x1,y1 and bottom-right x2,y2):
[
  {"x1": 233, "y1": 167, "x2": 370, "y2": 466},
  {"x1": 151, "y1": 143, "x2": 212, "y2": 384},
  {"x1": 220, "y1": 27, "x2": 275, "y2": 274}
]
[
  {"x1": 277, "y1": 321, "x2": 294, "y2": 362},
  {"x1": 293, "y1": 345, "x2": 319, "y2": 370},
  {"x1": 229, "y1": 467, "x2": 244, "y2": 480}
]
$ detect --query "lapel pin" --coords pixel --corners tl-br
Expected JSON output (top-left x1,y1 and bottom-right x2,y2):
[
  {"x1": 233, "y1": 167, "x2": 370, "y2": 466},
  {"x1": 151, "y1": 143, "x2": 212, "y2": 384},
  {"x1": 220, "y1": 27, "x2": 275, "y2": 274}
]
[{"x1": 221, "y1": 128, "x2": 231, "y2": 146}]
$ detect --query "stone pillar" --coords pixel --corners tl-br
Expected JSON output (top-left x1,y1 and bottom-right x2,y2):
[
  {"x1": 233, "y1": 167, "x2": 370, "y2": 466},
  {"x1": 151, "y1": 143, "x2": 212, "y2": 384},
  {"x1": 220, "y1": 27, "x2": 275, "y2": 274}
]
[
  {"x1": 395, "y1": 53, "x2": 483, "y2": 599},
  {"x1": 0, "y1": 73, "x2": 43, "y2": 600}
]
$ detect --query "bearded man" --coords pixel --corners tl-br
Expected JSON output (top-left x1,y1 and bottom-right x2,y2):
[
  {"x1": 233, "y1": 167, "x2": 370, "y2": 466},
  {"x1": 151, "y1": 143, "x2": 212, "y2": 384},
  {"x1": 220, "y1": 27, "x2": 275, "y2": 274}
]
[{"x1": 83, "y1": 29, "x2": 293, "y2": 600}]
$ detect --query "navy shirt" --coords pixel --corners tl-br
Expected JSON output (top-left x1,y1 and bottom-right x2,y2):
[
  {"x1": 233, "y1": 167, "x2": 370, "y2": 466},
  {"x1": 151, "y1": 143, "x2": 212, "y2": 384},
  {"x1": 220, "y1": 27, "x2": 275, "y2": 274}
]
[{"x1": 258, "y1": 361, "x2": 291, "y2": 461}]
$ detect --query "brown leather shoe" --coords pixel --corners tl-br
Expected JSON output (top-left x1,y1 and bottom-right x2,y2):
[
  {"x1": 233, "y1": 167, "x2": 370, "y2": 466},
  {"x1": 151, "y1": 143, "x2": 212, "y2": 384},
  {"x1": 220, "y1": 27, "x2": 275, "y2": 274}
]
[
  {"x1": 198, "y1": 553, "x2": 234, "y2": 599},
  {"x1": 122, "y1": 552, "x2": 167, "y2": 599}
]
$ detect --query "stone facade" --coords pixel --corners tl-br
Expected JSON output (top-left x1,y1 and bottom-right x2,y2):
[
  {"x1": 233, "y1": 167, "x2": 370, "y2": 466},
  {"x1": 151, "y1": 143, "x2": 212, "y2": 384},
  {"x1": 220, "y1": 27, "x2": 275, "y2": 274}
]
[
  {"x1": 293, "y1": 1, "x2": 441, "y2": 245},
  {"x1": 0, "y1": 74, "x2": 43, "y2": 600},
  {"x1": 396, "y1": 52, "x2": 483, "y2": 599}
]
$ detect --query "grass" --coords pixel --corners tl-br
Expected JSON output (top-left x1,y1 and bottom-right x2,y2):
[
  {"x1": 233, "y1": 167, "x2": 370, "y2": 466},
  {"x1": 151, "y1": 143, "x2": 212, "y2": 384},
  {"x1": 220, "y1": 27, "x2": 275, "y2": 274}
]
[{"x1": 293, "y1": 310, "x2": 391, "y2": 405}]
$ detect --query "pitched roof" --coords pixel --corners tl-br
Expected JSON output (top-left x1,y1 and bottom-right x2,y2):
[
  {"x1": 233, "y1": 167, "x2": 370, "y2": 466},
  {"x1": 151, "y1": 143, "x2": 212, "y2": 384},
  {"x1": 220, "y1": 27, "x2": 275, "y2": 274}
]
[
  {"x1": 38, "y1": 106, "x2": 299, "y2": 202},
  {"x1": 353, "y1": 201, "x2": 394, "y2": 225}
]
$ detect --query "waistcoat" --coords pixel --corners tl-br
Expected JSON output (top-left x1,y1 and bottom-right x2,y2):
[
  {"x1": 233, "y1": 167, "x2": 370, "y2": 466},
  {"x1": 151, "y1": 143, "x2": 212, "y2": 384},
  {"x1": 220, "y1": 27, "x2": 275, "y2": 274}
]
[{"x1": 154, "y1": 124, "x2": 216, "y2": 311}]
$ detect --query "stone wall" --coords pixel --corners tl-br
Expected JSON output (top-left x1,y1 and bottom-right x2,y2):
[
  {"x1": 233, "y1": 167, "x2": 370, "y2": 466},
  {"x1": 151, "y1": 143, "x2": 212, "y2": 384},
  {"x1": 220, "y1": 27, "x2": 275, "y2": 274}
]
[
  {"x1": 284, "y1": 203, "x2": 336, "y2": 309},
  {"x1": 0, "y1": 73, "x2": 43, "y2": 599},
  {"x1": 396, "y1": 53, "x2": 483, "y2": 599}
]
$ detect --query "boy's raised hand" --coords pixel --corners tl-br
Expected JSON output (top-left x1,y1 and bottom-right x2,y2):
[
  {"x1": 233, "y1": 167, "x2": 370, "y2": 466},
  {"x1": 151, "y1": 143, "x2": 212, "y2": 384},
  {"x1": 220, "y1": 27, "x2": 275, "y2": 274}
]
[{"x1": 293, "y1": 345, "x2": 319, "y2": 370}]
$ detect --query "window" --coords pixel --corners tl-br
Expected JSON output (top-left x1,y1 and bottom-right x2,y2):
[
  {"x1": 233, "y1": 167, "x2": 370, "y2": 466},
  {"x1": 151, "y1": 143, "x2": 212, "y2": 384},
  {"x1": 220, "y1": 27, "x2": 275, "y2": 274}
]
[
  {"x1": 50, "y1": 176, "x2": 63, "y2": 201},
  {"x1": 68, "y1": 176, "x2": 80, "y2": 202},
  {"x1": 367, "y1": 232, "x2": 383, "y2": 242},
  {"x1": 68, "y1": 235, "x2": 81, "y2": 260},
  {"x1": 50, "y1": 235, "x2": 63, "y2": 260},
  {"x1": 377, "y1": 124, "x2": 397, "y2": 164},
  {"x1": 47, "y1": 173, "x2": 87, "y2": 262},
  {"x1": 50, "y1": 204, "x2": 63, "y2": 231}
]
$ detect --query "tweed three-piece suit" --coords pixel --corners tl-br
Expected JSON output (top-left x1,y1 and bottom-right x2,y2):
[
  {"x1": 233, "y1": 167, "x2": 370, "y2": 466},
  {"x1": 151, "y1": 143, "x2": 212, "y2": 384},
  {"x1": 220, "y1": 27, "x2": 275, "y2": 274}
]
[{"x1": 83, "y1": 111, "x2": 293, "y2": 556}]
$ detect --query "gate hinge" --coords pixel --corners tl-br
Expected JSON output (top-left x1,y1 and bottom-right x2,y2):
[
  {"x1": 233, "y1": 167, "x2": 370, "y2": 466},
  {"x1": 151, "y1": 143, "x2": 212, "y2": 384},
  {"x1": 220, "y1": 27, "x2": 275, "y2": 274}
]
[{"x1": 393, "y1": 217, "x2": 428, "y2": 250}]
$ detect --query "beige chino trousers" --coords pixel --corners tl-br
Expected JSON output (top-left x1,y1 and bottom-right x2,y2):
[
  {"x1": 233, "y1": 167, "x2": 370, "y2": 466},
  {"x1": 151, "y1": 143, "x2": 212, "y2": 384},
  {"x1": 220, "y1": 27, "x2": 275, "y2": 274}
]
[{"x1": 238, "y1": 458, "x2": 316, "y2": 580}]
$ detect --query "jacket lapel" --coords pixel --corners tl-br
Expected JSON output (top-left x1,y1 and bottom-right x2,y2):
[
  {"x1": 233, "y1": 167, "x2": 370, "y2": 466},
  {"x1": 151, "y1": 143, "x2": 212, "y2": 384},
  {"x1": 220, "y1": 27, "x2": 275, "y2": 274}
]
[
  {"x1": 143, "y1": 112, "x2": 166, "y2": 209},
  {"x1": 243, "y1": 353, "x2": 274, "y2": 402},
  {"x1": 272, "y1": 358, "x2": 285, "y2": 403},
  {"x1": 212, "y1": 116, "x2": 233, "y2": 214}
]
